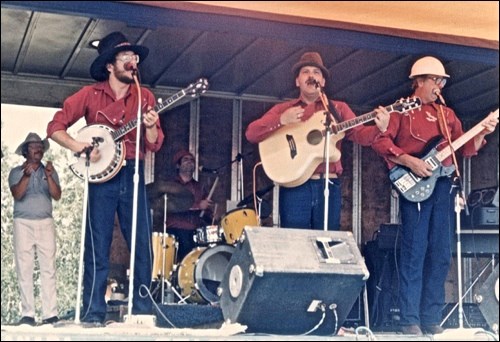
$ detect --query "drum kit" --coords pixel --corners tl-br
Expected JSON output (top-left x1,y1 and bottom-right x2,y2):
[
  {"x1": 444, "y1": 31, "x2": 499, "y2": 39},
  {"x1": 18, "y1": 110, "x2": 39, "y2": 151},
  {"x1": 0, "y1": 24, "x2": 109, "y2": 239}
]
[{"x1": 147, "y1": 181, "x2": 259, "y2": 305}]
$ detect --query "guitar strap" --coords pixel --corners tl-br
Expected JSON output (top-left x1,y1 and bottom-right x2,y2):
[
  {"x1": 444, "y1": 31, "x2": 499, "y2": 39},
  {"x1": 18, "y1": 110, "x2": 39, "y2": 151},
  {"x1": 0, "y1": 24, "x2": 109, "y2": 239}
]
[{"x1": 433, "y1": 103, "x2": 462, "y2": 180}]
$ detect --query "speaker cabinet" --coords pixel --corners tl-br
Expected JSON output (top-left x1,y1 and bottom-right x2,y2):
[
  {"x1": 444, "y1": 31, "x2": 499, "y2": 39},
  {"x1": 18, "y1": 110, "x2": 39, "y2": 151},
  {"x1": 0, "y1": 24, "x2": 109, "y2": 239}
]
[
  {"x1": 468, "y1": 187, "x2": 498, "y2": 208},
  {"x1": 476, "y1": 265, "x2": 499, "y2": 333},
  {"x1": 218, "y1": 227, "x2": 369, "y2": 335}
]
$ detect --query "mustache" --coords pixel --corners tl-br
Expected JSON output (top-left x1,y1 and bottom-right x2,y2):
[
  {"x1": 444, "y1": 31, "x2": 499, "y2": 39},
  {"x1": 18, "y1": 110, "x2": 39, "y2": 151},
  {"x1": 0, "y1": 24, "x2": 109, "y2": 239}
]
[{"x1": 306, "y1": 77, "x2": 320, "y2": 88}]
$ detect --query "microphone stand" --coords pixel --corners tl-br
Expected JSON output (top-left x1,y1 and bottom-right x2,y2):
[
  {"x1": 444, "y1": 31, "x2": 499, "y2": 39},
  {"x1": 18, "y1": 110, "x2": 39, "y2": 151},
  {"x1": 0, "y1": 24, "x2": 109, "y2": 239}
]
[
  {"x1": 434, "y1": 98, "x2": 487, "y2": 339},
  {"x1": 75, "y1": 148, "x2": 91, "y2": 323},
  {"x1": 452, "y1": 176, "x2": 467, "y2": 329},
  {"x1": 231, "y1": 152, "x2": 252, "y2": 203},
  {"x1": 126, "y1": 70, "x2": 142, "y2": 320},
  {"x1": 314, "y1": 80, "x2": 336, "y2": 231}
]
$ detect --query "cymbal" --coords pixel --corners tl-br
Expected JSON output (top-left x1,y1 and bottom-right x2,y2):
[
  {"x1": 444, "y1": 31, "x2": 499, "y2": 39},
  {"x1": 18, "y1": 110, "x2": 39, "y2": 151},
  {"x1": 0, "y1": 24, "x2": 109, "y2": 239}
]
[{"x1": 147, "y1": 181, "x2": 194, "y2": 213}]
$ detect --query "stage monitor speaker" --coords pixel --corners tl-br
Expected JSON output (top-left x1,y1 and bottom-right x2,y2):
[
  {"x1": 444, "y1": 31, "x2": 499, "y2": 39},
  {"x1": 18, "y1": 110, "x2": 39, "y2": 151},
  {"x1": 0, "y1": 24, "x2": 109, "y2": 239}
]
[
  {"x1": 476, "y1": 265, "x2": 499, "y2": 333},
  {"x1": 218, "y1": 227, "x2": 369, "y2": 335}
]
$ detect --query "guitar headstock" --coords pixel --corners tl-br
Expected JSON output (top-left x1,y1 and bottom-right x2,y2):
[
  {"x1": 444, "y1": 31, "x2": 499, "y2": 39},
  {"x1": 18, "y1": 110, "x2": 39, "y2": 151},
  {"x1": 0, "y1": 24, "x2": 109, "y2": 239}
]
[
  {"x1": 393, "y1": 96, "x2": 422, "y2": 114},
  {"x1": 186, "y1": 78, "x2": 209, "y2": 97}
]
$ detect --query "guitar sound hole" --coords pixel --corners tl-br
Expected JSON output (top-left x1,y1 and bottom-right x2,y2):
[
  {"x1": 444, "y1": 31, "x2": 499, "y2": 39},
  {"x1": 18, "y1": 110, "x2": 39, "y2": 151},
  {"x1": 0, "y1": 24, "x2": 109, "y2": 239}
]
[{"x1": 307, "y1": 130, "x2": 323, "y2": 145}]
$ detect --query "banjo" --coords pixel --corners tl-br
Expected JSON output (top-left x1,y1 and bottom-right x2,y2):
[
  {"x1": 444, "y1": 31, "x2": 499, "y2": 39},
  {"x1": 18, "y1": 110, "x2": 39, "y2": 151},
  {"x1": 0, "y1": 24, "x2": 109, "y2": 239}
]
[{"x1": 70, "y1": 78, "x2": 209, "y2": 183}]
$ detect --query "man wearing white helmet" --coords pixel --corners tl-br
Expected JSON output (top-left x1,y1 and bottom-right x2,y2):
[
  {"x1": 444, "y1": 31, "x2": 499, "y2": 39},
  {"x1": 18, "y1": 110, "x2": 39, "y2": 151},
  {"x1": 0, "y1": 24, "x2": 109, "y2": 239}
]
[{"x1": 372, "y1": 56, "x2": 498, "y2": 335}]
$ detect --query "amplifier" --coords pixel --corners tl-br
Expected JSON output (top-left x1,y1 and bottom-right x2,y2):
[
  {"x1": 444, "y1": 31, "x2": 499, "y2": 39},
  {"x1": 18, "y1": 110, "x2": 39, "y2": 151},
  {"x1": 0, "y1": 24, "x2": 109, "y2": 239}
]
[
  {"x1": 442, "y1": 303, "x2": 489, "y2": 329},
  {"x1": 452, "y1": 229, "x2": 499, "y2": 256},
  {"x1": 471, "y1": 207, "x2": 499, "y2": 227},
  {"x1": 375, "y1": 224, "x2": 401, "y2": 251},
  {"x1": 462, "y1": 206, "x2": 499, "y2": 229}
]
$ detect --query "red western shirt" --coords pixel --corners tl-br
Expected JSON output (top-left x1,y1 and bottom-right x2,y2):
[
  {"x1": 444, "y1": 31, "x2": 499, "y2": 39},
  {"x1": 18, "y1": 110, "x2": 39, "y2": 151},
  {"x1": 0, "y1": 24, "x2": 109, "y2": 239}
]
[
  {"x1": 371, "y1": 102, "x2": 482, "y2": 170},
  {"x1": 47, "y1": 81, "x2": 164, "y2": 159}
]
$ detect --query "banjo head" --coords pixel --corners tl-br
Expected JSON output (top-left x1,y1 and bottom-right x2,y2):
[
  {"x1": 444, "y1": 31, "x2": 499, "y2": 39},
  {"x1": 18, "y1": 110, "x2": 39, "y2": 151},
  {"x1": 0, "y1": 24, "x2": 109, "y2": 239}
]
[{"x1": 69, "y1": 124, "x2": 125, "y2": 183}]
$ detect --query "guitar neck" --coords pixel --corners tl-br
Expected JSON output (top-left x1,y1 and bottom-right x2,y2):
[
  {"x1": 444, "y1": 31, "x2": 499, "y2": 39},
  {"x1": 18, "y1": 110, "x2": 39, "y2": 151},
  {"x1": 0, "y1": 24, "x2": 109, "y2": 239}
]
[
  {"x1": 435, "y1": 109, "x2": 499, "y2": 162},
  {"x1": 112, "y1": 88, "x2": 188, "y2": 141},
  {"x1": 334, "y1": 103, "x2": 400, "y2": 133}
]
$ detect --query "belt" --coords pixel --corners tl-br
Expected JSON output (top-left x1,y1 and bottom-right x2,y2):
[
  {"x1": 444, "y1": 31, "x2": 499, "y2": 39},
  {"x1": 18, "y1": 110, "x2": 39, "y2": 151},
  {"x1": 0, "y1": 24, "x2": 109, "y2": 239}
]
[{"x1": 310, "y1": 173, "x2": 338, "y2": 180}]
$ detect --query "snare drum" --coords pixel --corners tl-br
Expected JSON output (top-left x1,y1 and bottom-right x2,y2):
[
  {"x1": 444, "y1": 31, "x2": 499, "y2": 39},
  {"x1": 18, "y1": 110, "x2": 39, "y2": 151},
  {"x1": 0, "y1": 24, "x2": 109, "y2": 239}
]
[
  {"x1": 194, "y1": 225, "x2": 222, "y2": 245},
  {"x1": 151, "y1": 232, "x2": 177, "y2": 281},
  {"x1": 176, "y1": 244, "x2": 234, "y2": 304},
  {"x1": 220, "y1": 208, "x2": 258, "y2": 244}
]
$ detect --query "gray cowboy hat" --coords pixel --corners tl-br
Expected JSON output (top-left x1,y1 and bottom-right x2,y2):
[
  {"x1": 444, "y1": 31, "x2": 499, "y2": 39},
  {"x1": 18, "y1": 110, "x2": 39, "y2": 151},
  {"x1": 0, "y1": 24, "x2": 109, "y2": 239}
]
[
  {"x1": 15, "y1": 132, "x2": 50, "y2": 156},
  {"x1": 90, "y1": 31, "x2": 149, "y2": 81},
  {"x1": 291, "y1": 52, "x2": 330, "y2": 79}
]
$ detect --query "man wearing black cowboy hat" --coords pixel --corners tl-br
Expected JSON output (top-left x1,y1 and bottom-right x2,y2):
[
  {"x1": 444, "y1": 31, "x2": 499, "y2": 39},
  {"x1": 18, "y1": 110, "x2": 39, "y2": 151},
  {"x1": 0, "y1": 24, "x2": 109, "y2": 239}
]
[
  {"x1": 246, "y1": 52, "x2": 389, "y2": 230},
  {"x1": 47, "y1": 32, "x2": 164, "y2": 325},
  {"x1": 9, "y1": 133, "x2": 61, "y2": 326}
]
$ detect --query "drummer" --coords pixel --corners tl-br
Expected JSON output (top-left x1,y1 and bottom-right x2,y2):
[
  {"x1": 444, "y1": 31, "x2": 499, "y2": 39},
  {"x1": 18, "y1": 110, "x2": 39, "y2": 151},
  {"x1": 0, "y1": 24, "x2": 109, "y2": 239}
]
[{"x1": 163, "y1": 150, "x2": 214, "y2": 261}]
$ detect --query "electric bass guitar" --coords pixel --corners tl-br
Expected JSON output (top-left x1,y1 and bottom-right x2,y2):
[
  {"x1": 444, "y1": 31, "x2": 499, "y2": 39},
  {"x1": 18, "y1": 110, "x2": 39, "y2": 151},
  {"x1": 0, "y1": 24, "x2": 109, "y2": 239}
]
[
  {"x1": 259, "y1": 97, "x2": 422, "y2": 187},
  {"x1": 390, "y1": 109, "x2": 499, "y2": 202},
  {"x1": 70, "y1": 78, "x2": 209, "y2": 182}
]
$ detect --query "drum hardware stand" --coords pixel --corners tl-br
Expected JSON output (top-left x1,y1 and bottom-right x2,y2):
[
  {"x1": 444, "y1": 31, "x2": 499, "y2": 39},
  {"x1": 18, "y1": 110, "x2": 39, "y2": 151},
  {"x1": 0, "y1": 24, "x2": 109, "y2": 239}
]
[{"x1": 153, "y1": 194, "x2": 183, "y2": 304}]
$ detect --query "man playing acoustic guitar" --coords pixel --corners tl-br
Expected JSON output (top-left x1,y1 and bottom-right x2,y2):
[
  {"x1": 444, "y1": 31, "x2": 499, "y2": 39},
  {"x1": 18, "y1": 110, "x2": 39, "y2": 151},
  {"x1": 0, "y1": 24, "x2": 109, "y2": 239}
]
[{"x1": 246, "y1": 52, "x2": 390, "y2": 230}]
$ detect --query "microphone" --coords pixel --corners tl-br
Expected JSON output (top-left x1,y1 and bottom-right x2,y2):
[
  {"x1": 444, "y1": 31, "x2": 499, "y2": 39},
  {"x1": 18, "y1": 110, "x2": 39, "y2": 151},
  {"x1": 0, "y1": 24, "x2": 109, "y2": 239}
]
[
  {"x1": 124, "y1": 62, "x2": 137, "y2": 72},
  {"x1": 433, "y1": 88, "x2": 447, "y2": 106},
  {"x1": 199, "y1": 166, "x2": 218, "y2": 174},
  {"x1": 306, "y1": 77, "x2": 321, "y2": 88},
  {"x1": 74, "y1": 146, "x2": 94, "y2": 158}
]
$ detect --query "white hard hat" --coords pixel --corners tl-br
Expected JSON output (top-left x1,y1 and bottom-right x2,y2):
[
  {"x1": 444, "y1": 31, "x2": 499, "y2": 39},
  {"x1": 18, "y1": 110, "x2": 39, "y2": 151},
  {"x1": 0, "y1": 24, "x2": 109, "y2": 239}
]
[{"x1": 409, "y1": 56, "x2": 450, "y2": 79}]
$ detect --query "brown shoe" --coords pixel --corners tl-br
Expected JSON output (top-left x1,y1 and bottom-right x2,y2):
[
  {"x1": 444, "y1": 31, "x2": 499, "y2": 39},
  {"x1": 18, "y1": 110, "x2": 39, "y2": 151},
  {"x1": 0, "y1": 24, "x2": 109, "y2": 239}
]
[
  {"x1": 422, "y1": 325, "x2": 444, "y2": 334},
  {"x1": 400, "y1": 324, "x2": 423, "y2": 335}
]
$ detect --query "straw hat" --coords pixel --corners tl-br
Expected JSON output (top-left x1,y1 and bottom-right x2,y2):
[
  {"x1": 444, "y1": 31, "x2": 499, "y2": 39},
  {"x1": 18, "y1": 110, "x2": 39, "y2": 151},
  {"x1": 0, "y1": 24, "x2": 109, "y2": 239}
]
[{"x1": 15, "y1": 132, "x2": 49, "y2": 156}]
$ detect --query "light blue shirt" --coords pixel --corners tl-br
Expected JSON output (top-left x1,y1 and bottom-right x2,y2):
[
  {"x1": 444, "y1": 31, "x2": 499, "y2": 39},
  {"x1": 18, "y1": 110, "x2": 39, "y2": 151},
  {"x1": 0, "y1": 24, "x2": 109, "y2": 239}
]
[{"x1": 8, "y1": 164, "x2": 60, "y2": 219}]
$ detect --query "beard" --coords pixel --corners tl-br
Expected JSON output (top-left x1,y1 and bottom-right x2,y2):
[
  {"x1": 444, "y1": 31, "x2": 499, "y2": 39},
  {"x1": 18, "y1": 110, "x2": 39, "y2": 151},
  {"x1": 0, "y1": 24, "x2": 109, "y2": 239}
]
[
  {"x1": 179, "y1": 164, "x2": 195, "y2": 174},
  {"x1": 115, "y1": 70, "x2": 134, "y2": 84}
]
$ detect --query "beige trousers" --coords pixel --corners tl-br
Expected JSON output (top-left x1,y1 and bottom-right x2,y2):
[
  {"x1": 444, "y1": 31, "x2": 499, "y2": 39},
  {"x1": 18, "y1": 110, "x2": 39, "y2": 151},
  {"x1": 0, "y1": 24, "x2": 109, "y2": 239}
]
[{"x1": 13, "y1": 217, "x2": 57, "y2": 319}]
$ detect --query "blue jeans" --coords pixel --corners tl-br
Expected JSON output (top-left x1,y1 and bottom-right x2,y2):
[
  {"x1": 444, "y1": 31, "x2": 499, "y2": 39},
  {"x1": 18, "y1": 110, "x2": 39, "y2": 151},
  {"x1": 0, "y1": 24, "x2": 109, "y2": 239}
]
[
  {"x1": 399, "y1": 177, "x2": 455, "y2": 326},
  {"x1": 82, "y1": 160, "x2": 153, "y2": 322},
  {"x1": 279, "y1": 178, "x2": 341, "y2": 230}
]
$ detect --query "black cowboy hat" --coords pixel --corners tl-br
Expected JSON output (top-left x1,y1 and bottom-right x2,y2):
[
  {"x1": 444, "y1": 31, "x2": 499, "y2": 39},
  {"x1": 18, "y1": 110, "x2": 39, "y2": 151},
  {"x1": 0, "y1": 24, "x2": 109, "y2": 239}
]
[
  {"x1": 291, "y1": 52, "x2": 330, "y2": 79},
  {"x1": 89, "y1": 32, "x2": 149, "y2": 81}
]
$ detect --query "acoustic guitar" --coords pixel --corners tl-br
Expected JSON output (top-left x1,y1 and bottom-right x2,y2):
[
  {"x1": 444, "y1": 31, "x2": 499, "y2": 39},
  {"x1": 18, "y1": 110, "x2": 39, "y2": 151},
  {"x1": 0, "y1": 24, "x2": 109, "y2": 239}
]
[{"x1": 259, "y1": 97, "x2": 422, "y2": 187}]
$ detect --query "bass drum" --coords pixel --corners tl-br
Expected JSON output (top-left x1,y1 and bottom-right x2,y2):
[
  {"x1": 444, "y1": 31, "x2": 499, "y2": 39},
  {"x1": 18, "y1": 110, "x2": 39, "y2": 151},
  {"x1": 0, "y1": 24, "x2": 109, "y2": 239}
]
[{"x1": 177, "y1": 244, "x2": 234, "y2": 304}]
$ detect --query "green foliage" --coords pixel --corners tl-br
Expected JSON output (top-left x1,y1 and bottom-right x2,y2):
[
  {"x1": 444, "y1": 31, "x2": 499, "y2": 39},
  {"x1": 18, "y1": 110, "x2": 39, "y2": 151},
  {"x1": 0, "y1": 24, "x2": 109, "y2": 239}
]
[{"x1": 1, "y1": 142, "x2": 83, "y2": 324}]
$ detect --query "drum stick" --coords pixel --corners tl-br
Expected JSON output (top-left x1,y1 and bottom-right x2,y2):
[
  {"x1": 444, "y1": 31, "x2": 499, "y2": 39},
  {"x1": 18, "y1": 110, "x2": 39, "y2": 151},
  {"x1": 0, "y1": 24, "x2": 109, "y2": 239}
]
[{"x1": 200, "y1": 176, "x2": 219, "y2": 218}]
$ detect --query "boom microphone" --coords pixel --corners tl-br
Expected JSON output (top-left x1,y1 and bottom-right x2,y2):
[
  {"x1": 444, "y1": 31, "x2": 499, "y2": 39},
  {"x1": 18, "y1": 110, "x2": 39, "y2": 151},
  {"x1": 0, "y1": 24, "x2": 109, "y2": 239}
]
[{"x1": 199, "y1": 166, "x2": 218, "y2": 174}]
